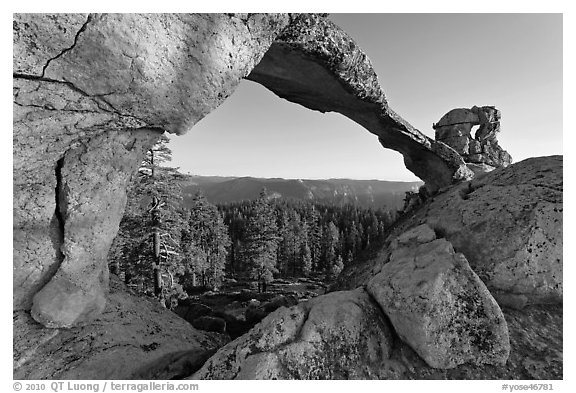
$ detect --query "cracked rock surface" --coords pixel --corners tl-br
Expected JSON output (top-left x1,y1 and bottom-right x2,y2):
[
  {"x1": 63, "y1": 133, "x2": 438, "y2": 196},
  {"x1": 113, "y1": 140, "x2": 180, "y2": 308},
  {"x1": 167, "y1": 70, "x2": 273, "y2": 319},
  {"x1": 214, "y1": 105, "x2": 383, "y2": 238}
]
[
  {"x1": 13, "y1": 13, "x2": 294, "y2": 328},
  {"x1": 13, "y1": 13, "x2": 562, "y2": 380},
  {"x1": 366, "y1": 224, "x2": 510, "y2": 369}
]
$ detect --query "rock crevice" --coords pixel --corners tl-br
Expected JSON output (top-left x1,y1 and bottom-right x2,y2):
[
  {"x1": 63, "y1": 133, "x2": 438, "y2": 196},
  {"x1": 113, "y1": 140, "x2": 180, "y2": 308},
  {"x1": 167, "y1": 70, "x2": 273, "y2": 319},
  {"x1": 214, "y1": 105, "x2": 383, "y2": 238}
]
[{"x1": 41, "y1": 14, "x2": 94, "y2": 78}]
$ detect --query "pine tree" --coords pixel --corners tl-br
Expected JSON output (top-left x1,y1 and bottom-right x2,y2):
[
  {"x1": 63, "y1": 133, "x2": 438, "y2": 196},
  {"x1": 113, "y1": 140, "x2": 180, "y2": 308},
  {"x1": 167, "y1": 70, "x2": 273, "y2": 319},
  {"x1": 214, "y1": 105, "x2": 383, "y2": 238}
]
[
  {"x1": 108, "y1": 134, "x2": 188, "y2": 304},
  {"x1": 320, "y1": 221, "x2": 340, "y2": 276},
  {"x1": 241, "y1": 189, "x2": 279, "y2": 292},
  {"x1": 329, "y1": 254, "x2": 344, "y2": 280},
  {"x1": 182, "y1": 192, "x2": 230, "y2": 291},
  {"x1": 300, "y1": 241, "x2": 313, "y2": 276}
]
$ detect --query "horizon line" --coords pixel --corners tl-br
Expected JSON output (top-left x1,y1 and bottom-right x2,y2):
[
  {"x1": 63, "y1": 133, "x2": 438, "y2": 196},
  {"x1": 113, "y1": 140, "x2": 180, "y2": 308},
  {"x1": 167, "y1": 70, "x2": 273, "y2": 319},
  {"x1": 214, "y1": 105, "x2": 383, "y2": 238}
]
[{"x1": 183, "y1": 173, "x2": 424, "y2": 183}]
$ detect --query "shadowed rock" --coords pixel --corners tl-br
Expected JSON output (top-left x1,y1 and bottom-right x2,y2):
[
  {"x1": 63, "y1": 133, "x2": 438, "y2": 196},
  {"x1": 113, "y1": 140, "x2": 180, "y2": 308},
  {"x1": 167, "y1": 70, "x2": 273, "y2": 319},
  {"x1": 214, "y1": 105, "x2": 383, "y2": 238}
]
[
  {"x1": 14, "y1": 277, "x2": 227, "y2": 379},
  {"x1": 191, "y1": 316, "x2": 227, "y2": 334}
]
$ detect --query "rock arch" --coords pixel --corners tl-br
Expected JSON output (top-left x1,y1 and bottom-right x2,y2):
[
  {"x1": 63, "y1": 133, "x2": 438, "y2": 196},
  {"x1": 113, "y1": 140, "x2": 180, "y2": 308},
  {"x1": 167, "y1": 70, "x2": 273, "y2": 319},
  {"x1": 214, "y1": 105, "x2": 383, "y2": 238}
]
[{"x1": 14, "y1": 13, "x2": 474, "y2": 327}]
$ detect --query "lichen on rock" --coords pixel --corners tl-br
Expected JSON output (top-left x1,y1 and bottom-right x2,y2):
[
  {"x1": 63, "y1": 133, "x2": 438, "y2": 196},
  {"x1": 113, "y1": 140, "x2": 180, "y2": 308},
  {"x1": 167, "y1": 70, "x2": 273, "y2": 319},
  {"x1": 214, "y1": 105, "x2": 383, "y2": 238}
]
[
  {"x1": 192, "y1": 288, "x2": 393, "y2": 379},
  {"x1": 366, "y1": 224, "x2": 510, "y2": 369}
]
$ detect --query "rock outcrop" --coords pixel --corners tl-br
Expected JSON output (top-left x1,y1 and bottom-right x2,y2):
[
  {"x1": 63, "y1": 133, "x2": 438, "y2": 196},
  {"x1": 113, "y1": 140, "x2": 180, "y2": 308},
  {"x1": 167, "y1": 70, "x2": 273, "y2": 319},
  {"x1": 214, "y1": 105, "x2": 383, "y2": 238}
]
[
  {"x1": 14, "y1": 277, "x2": 227, "y2": 379},
  {"x1": 337, "y1": 156, "x2": 562, "y2": 310},
  {"x1": 195, "y1": 156, "x2": 561, "y2": 380},
  {"x1": 13, "y1": 13, "x2": 562, "y2": 381},
  {"x1": 13, "y1": 13, "x2": 294, "y2": 328},
  {"x1": 366, "y1": 224, "x2": 510, "y2": 369},
  {"x1": 247, "y1": 14, "x2": 474, "y2": 192},
  {"x1": 193, "y1": 288, "x2": 393, "y2": 379},
  {"x1": 434, "y1": 106, "x2": 512, "y2": 174}
]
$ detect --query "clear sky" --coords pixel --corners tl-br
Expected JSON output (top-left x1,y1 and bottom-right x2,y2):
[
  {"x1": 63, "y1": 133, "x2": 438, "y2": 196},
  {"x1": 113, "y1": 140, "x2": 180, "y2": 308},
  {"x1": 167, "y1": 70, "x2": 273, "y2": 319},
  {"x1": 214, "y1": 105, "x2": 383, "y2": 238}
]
[{"x1": 167, "y1": 13, "x2": 562, "y2": 181}]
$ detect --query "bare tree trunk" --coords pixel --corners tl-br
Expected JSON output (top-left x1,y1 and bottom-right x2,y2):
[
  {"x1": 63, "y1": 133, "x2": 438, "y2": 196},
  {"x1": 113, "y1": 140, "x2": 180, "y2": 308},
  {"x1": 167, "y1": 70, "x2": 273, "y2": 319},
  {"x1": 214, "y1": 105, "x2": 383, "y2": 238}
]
[{"x1": 153, "y1": 228, "x2": 162, "y2": 298}]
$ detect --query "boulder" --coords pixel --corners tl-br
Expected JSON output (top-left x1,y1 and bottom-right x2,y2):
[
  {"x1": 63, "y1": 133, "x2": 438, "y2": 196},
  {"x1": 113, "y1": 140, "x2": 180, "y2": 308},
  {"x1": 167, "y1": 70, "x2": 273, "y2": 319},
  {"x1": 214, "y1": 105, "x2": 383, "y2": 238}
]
[
  {"x1": 245, "y1": 305, "x2": 268, "y2": 324},
  {"x1": 367, "y1": 224, "x2": 510, "y2": 369},
  {"x1": 263, "y1": 294, "x2": 299, "y2": 312},
  {"x1": 376, "y1": 304, "x2": 562, "y2": 380},
  {"x1": 211, "y1": 311, "x2": 253, "y2": 339},
  {"x1": 426, "y1": 156, "x2": 563, "y2": 308},
  {"x1": 174, "y1": 302, "x2": 213, "y2": 324},
  {"x1": 14, "y1": 276, "x2": 227, "y2": 379},
  {"x1": 191, "y1": 316, "x2": 227, "y2": 334},
  {"x1": 245, "y1": 294, "x2": 299, "y2": 324},
  {"x1": 338, "y1": 156, "x2": 563, "y2": 310},
  {"x1": 193, "y1": 288, "x2": 393, "y2": 379}
]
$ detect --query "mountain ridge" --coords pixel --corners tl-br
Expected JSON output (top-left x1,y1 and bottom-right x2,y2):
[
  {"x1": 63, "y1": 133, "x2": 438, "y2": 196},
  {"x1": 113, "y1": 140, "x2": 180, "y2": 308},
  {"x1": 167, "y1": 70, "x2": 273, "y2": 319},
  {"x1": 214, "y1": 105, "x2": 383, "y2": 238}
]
[{"x1": 181, "y1": 175, "x2": 422, "y2": 210}]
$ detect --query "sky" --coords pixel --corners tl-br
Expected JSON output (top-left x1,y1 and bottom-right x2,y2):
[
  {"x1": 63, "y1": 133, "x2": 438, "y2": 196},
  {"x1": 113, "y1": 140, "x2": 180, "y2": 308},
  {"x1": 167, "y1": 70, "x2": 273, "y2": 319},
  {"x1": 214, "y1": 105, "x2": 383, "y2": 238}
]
[{"x1": 164, "y1": 14, "x2": 557, "y2": 181}]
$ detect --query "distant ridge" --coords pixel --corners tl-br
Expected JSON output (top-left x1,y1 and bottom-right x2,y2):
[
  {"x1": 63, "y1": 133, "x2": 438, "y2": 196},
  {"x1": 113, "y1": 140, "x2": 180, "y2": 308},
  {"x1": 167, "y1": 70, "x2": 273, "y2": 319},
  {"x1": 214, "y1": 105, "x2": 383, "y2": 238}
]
[{"x1": 181, "y1": 175, "x2": 422, "y2": 210}]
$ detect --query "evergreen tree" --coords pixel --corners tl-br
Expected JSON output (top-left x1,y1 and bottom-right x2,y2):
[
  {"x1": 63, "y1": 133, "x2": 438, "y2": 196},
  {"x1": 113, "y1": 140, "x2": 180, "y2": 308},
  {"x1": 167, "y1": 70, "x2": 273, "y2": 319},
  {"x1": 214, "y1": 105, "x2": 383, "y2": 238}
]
[
  {"x1": 329, "y1": 254, "x2": 344, "y2": 280},
  {"x1": 241, "y1": 189, "x2": 279, "y2": 292},
  {"x1": 182, "y1": 192, "x2": 230, "y2": 291},
  {"x1": 108, "y1": 134, "x2": 188, "y2": 304},
  {"x1": 300, "y1": 241, "x2": 313, "y2": 276},
  {"x1": 320, "y1": 221, "x2": 340, "y2": 276}
]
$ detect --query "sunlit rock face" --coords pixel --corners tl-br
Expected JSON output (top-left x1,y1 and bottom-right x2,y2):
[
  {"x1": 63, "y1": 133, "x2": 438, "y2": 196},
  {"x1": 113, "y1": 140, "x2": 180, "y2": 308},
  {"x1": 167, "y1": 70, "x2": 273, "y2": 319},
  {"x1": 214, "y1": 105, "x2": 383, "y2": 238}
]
[
  {"x1": 192, "y1": 288, "x2": 394, "y2": 379},
  {"x1": 338, "y1": 156, "x2": 563, "y2": 310},
  {"x1": 433, "y1": 106, "x2": 513, "y2": 175},
  {"x1": 13, "y1": 13, "x2": 293, "y2": 328},
  {"x1": 13, "y1": 13, "x2": 476, "y2": 328},
  {"x1": 14, "y1": 13, "x2": 561, "y2": 381},
  {"x1": 366, "y1": 224, "x2": 510, "y2": 369}
]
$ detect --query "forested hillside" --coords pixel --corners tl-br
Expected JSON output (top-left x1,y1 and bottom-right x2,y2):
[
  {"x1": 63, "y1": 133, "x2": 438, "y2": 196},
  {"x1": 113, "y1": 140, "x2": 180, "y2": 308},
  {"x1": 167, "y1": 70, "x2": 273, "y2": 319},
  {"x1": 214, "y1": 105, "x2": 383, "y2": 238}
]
[{"x1": 108, "y1": 136, "x2": 399, "y2": 306}]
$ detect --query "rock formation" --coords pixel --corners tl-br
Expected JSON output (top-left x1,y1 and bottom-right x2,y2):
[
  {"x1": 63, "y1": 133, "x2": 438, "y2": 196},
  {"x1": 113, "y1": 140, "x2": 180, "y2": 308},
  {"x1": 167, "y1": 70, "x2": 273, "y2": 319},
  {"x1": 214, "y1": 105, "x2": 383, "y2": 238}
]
[
  {"x1": 14, "y1": 276, "x2": 227, "y2": 379},
  {"x1": 366, "y1": 224, "x2": 510, "y2": 369},
  {"x1": 14, "y1": 13, "x2": 294, "y2": 328},
  {"x1": 193, "y1": 289, "x2": 394, "y2": 379},
  {"x1": 13, "y1": 13, "x2": 562, "y2": 380},
  {"x1": 14, "y1": 13, "x2": 479, "y2": 329},
  {"x1": 247, "y1": 14, "x2": 474, "y2": 192},
  {"x1": 194, "y1": 157, "x2": 561, "y2": 379},
  {"x1": 433, "y1": 106, "x2": 512, "y2": 174},
  {"x1": 337, "y1": 156, "x2": 562, "y2": 309}
]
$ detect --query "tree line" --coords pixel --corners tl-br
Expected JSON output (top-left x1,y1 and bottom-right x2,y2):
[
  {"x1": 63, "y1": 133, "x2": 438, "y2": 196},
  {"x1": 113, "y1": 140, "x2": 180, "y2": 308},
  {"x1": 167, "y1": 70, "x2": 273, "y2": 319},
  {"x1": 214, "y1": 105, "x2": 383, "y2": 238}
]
[{"x1": 108, "y1": 136, "x2": 397, "y2": 305}]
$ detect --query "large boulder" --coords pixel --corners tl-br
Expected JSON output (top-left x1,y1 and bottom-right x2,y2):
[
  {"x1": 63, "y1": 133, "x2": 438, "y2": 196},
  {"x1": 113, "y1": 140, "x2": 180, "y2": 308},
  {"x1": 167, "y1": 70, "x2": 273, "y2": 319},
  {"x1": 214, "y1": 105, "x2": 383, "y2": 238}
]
[
  {"x1": 379, "y1": 304, "x2": 562, "y2": 380},
  {"x1": 367, "y1": 224, "x2": 510, "y2": 369},
  {"x1": 337, "y1": 156, "x2": 563, "y2": 310},
  {"x1": 245, "y1": 294, "x2": 299, "y2": 324},
  {"x1": 14, "y1": 277, "x2": 227, "y2": 379},
  {"x1": 424, "y1": 156, "x2": 562, "y2": 309},
  {"x1": 193, "y1": 288, "x2": 393, "y2": 379}
]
